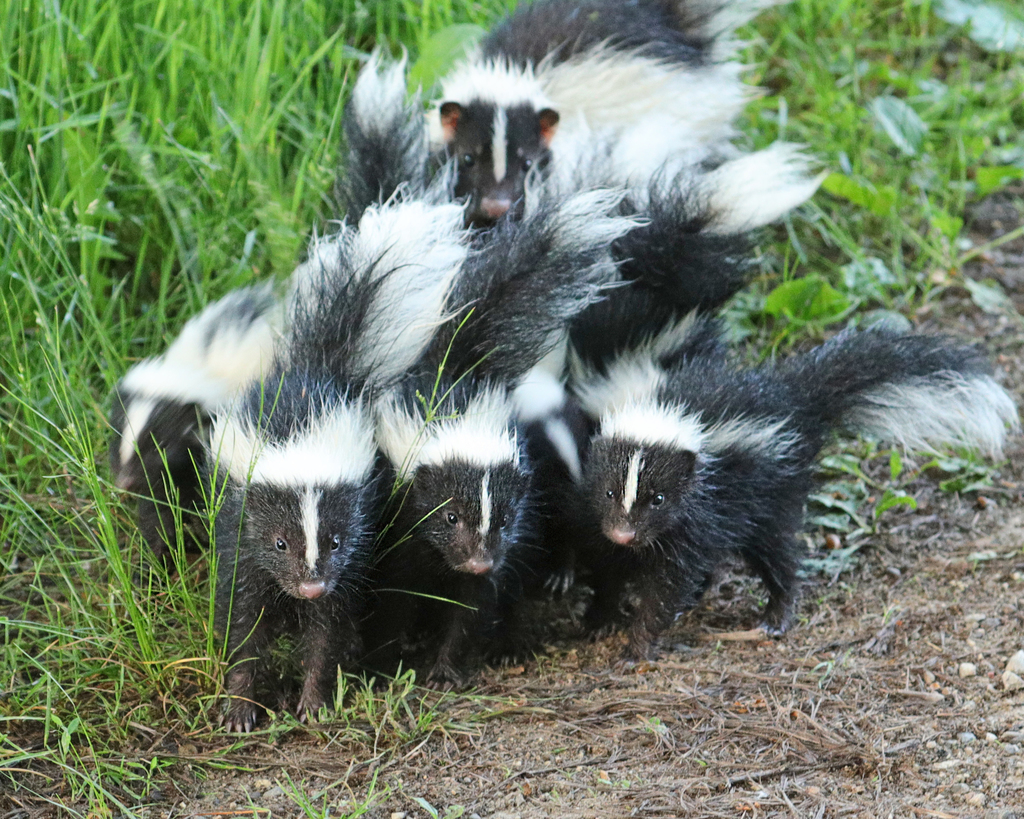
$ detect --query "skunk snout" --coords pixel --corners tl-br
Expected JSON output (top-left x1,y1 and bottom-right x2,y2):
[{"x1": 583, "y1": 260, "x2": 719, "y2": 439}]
[
  {"x1": 605, "y1": 525, "x2": 637, "y2": 546},
  {"x1": 114, "y1": 469, "x2": 138, "y2": 492},
  {"x1": 480, "y1": 196, "x2": 512, "y2": 220},
  {"x1": 298, "y1": 580, "x2": 327, "y2": 599},
  {"x1": 461, "y1": 555, "x2": 495, "y2": 575}
]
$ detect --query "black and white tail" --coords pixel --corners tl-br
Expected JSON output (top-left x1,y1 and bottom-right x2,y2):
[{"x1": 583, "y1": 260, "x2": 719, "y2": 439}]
[
  {"x1": 419, "y1": 189, "x2": 639, "y2": 385},
  {"x1": 335, "y1": 51, "x2": 430, "y2": 223},
  {"x1": 782, "y1": 327, "x2": 1019, "y2": 459}
]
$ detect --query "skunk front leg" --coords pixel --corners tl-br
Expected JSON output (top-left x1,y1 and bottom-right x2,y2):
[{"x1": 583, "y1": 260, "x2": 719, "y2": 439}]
[
  {"x1": 427, "y1": 603, "x2": 476, "y2": 689},
  {"x1": 222, "y1": 602, "x2": 275, "y2": 733},
  {"x1": 297, "y1": 607, "x2": 362, "y2": 720}
]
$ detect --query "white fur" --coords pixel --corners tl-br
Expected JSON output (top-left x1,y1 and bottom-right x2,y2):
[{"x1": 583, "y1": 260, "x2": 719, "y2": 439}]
[
  {"x1": 492, "y1": 108, "x2": 508, "y2": 183},
  {"x1": 700, "y1": 143, "x2": 825, "y2": 233},
  {"x1": 704, "y1": 415, "x2": 801, "y2": 458},
  {"x1": 513, "y1": 365, "x2": 567, "y2": 424},
  {"x1": 351, "y1": 49, "x2": 409, "y2": 134},
  {"x1": 376, "y1": 386, "x2": 520, "y2": 480},
  {"x1": 210, "y1": 398, "x2": 377, "y2": 488},
  {"x1": 600, "y1": 399, "x2": 706, "y2": 453},
  {"x1": 289, "y1": 200, "x2": 468, "y2": 386},
  {"x1": 118, "y1": 396, "x2": 158, "y2": 469},
  {"x1": 622, "y1": 448, "x2": 643, "y2": 514},
  {"x1": 544, "y1": 417, "x2": 583, "y2": 482},
  {"x1": 478, "y1": 472, "x2": 492, "y2": 536},
  {"x1": 574, "y1": 356, "x2": 667, "y2": 422},
  {"x1": 845, "y1": 375, "x2": 1020, "y2": 461},
  {"x1": 438, "y1": 57, "x2": 551, "y2": 115},
  {"x1": 680, "y1": 0, "x2": 786, "y2": 61},
  {"x1": 301, "y1": 489, "x2": 322, "y2": 572}
]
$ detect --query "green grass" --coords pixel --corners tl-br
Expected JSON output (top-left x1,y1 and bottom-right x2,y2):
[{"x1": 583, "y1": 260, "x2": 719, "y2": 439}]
[{"x1": 1, "y1": 0, "x2": 1022, "y2": 814}]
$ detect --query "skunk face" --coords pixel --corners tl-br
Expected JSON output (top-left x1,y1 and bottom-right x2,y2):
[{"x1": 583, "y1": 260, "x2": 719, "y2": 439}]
[
  {"x1": 440, "y1": 100, "x2": 558, "y2": 227},
  {"x1": 408, "y1": 459, "x2": 530, "y2": 575},
  {"x1": 583, "y1": 438, "x2": 697, "y2": 548},
  {"x1": 109, "y1": 390, "x2": 206, "y2": 492},
  {"x1": 239, "y1": 481, "x2": 376, "y2": 601}
]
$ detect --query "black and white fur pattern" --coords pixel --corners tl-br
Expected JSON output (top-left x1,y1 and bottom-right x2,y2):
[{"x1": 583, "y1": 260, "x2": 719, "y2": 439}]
[
  {"x1": 367, "y1": 190, "x2": 637, "y2": 685},
  {"x1": 335, "y1": 50, "x2": 432, "y2": 223},
  {"x1": 210, "y1": 198, "x2": 469, "y2": 730},
  {"x1": 432, "y1": 0, "x2": 788, "y2": 226},
  {"x1": 569, "y1": 313, "x2": 1019, "y2": 662},
  {"x1": 109, "y1": 284, "x2": 280, "y2": 557}
]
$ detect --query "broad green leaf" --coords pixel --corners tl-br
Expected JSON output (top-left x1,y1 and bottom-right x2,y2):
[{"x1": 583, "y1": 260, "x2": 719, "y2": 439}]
[
  {"x1": 936, "y1": 0, "x2": 1024, "y2": 52},
  {"x1": 874, "y1": 489, "x2": 917, "y2": 518},
  {"x1": 821, "y1": 173, "x2": 897, "y2": 216},
  {"x1": 763, "y1": 275, "x2": 851, "y2": 324},
  {"x1": 963, "y1": 277, "x2": 1018, "y2": 316},
  {"x1": 409, "y1": 24, "x2": 486, "y2": 93},
  {"x1": 930, "y1": 209, "x2": 964, "y2": 241},
  {"x1": 868, "y1": 95, "x2": 928, "y2": 157},
  {"x1": 889, "y1": 450, "x2": 903, "y2": 481},
  {"x1": 976, "y1": 165, "x2": 1024, "y2": 196},
  {"x1": 842, "y1": 256, "x2": 897, "y2": 300},
  {"x1": 806, "y1": 512, "x2": 854, "y2": 531}
]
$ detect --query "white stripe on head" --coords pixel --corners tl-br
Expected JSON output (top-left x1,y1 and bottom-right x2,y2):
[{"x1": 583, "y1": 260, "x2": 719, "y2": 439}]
[
  {"x1": 118, "y1": 396, "x2": 157, "y2": 468},
  {"x1": 301, "y1": 488, "x2": 323, "y2": 572},
  {"x1": 491, "y1": 108, "x2": 508, "y2": 183},
  {"x1": 600, "y1": 399, "x2": 706, "y2": 453},
  {"x1": 478, "y1": 471, "x2": 491, "y2": 536},
  {"x1": 622, "y1": 448, "x2": 642, "y2": 514}
]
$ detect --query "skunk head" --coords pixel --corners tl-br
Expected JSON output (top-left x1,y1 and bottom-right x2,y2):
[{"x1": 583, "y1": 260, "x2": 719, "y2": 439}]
[
  {"x1": 582, "y1": 437, "x2": 697, "y2": 549},
  {"x1": 235, "y1": 481, "x2": 378, "y2": 601},
  {"x1": 436, "y1": 62, "x2": 559, "y2": 226},
  {"x1": 404, "y1": 459, "x2": 530, "y2": 575},
  {"x1": 211, "y1": 371, "x2": 381, "y2": 601},
  {"x1": 110, "y1": 388, "x2": 207, "y2": 492}
]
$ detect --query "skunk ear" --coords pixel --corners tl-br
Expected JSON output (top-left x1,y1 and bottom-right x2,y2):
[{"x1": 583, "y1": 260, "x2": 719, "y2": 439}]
[
  {"x1": 538, "y1": 108, "x2": 560, "y2": 147},
  {"x1": 440, "y1": 102, "x2": 462, "y2": 143}
]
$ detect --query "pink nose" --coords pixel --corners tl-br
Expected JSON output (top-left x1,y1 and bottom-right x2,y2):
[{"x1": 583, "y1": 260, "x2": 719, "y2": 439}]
[
  {"x1": 298, "y1": 580, "x2": 327, "y2": 599},
  {"x1": 606, "y1": 526, "x2": 636, "y2": 546},
  {"x1": 462, "y1": 556, "x2": 494, "y2": 575},
  {"x1": 480, "y1": 197, "x2": 511, "y2": 219}
]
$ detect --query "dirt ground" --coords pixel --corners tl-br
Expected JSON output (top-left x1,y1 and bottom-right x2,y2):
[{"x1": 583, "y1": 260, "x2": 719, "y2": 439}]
[{"x1": 7, "y1": 205, "x2": 1024, "y2": 819}]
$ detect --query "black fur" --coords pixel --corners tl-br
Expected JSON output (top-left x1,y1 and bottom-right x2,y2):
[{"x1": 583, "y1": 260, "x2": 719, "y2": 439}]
[
  {"x1": 480, "y1": 0, "x2": 713, "y2": 69},
  {"x1": 572, "y1": 317, "x2": 1007, "y2": 661}
]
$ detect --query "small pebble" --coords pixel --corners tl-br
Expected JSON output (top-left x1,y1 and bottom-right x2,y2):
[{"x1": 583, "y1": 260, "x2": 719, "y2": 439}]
[
  {"x1": 263, "y1": 786, "x2": 284, "y2": 800},
  {"x1": 391, "y1": 814, "x2": 408, "y2": 819},
  {"x1": 824, "y1": 533, "x2": 841, "y2": 550},
  {"x1": 923, "y1": 670, "x2": 936, "y2": 684},
  {"x1": 986, "y1": 732, "x2": 998, "y2": 742},
  {"x1": 960, "y1": 662, "x2": 977, "y2": 678},
  {"x1": 958, "y1": 732, "x2": 977, "y2": 744},
  {"x1": 976, "y1": 496, "x2": 990, "y2": 510},
  {"x1": 1002, "y1": 670, "x2": 1024, "y2": 691},
  {"x1": 966, "y1": 792, "x2": 986, "y2": 807},
  {"x1": 253, "y1": 779, "x2": 272, "y2": 791},
  {"x1": 1005, "y1": 649, "x2": 1024, "y2": 675}
]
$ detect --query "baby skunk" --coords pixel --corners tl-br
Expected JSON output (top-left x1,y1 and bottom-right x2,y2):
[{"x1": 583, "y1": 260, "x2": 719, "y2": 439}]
[
  {"x1": 109, "y1": 284, "x2": 280, "y2": 557},
  {"x1": 369, "y1": 190, "x2": 637, "y2": 687},
  {"x1": 569, "y1": 312, "x2": 1019, "y2": 662},
  {"x1": 335, "y1": 50, "x2": 431, "y2": 223},
  {"x1": 433, "y1": 0, "x2": 778, "y2": 225},
  {"x1": 209, "y1": 199, "x2": 468, "y2": 731}
]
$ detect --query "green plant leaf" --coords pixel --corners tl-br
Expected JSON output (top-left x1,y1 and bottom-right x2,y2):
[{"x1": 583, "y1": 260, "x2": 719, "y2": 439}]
[
  {"x1": 821, "y1": 173, "x2": 897, "y2": 216},
  {"x1": 868, "y1": 95, "x2": 928, "y2": 156},
  {"x1": 409, "y1": 24, "x2": 486, "y2": 92},
  {"x1": 763, "y1": 275, "x2": 851, "y2": 324},
  {"x1": 874, "y1": 488, "x2": 917, "y2": 518},
  {"x1": 935, "y1": 0, "x2": 1024, "y2": 52},
  {"x1": 889, "y1": 450, "x2": 903, "y2": 481},
  {"x1": 975, "y1": 165, "x2": 1024, "y2": 196},
  {"x1": 930, "y1": 209, "x2": 964, "y2": 241},
  {"x1": 963, "y1": 277, "x2": 1018, "y2": 316}
]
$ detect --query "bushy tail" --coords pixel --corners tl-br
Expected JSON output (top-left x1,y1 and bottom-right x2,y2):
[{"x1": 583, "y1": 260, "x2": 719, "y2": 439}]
[
  {"x1": 671, "y1": 0, "x2": 786, "y2": 61},
  {"x1": 421, "y1": 189, "x2": 639, "y2": 384},
  {"x1": 781, "y1": 327, "x2": 1019, "y2": 459},
  {"x1": 287, "y1": 198, "x2": 469, "y2": 389},
  {"x1": 335, "y1": 51, "x2": 429, "y2": 223}
]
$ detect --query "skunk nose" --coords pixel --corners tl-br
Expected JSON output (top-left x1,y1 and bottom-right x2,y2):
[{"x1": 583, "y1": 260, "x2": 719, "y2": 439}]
[
  {"x1": 606, "y1": 526, "x2": 636, "y2": 546},
  {"x1": 298, "y1": 580, "x2": 327, "y2": 599},
  {"x1": 480, "y1": 197, "x2": 511, "y2": 220},
  {"x1": 462, "y1": 556, "x2": 494, "y2": 575}
]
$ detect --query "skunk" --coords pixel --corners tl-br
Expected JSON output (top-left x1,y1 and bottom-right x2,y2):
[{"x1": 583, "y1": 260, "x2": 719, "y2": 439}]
[
  {"x1": 568, "y1": 312, "x2": 1019, "y2": 662},
  {"x1": 209, "y1": 198, "x2": 468, "y2": 731},
  {"x1": 432, "y1": 0, "x2": 782, "y2": 225},
  {"x1": 368, "y1": 190, "x2": 637, "y2": 686},
  {"x1": 335, "y1": 51, "x2": 432, "y2": 222},
  {"x1": 109, "y1": 284, "x2": 280, "y2": 557}
]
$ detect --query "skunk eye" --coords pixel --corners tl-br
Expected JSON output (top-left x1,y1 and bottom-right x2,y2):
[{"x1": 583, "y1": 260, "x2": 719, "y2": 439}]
[
  {"x1": 330, "y1": 533, "x2": 342, "y2": 551},
  {"x1": 462, "y1": 153, "x2": 475, "y2": 167},
  {"x1": 651, "y1": 494, "x2": 665, "y2": 507},
  {"x1": 275, "y1": 537, "x2": 288, "y2": 552},
  {"x1": 446, "y1": 512, "x2": 459, "y2": 525},
  {"x1": 500, "y1": 513, "x2": 509, "y2": 528},
  {"x1": 606, "y1": 489, "x2": 615, "y2": 499},
  {"x1": 523, "y1": 157, "x2": 533, "y2": 170}
]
